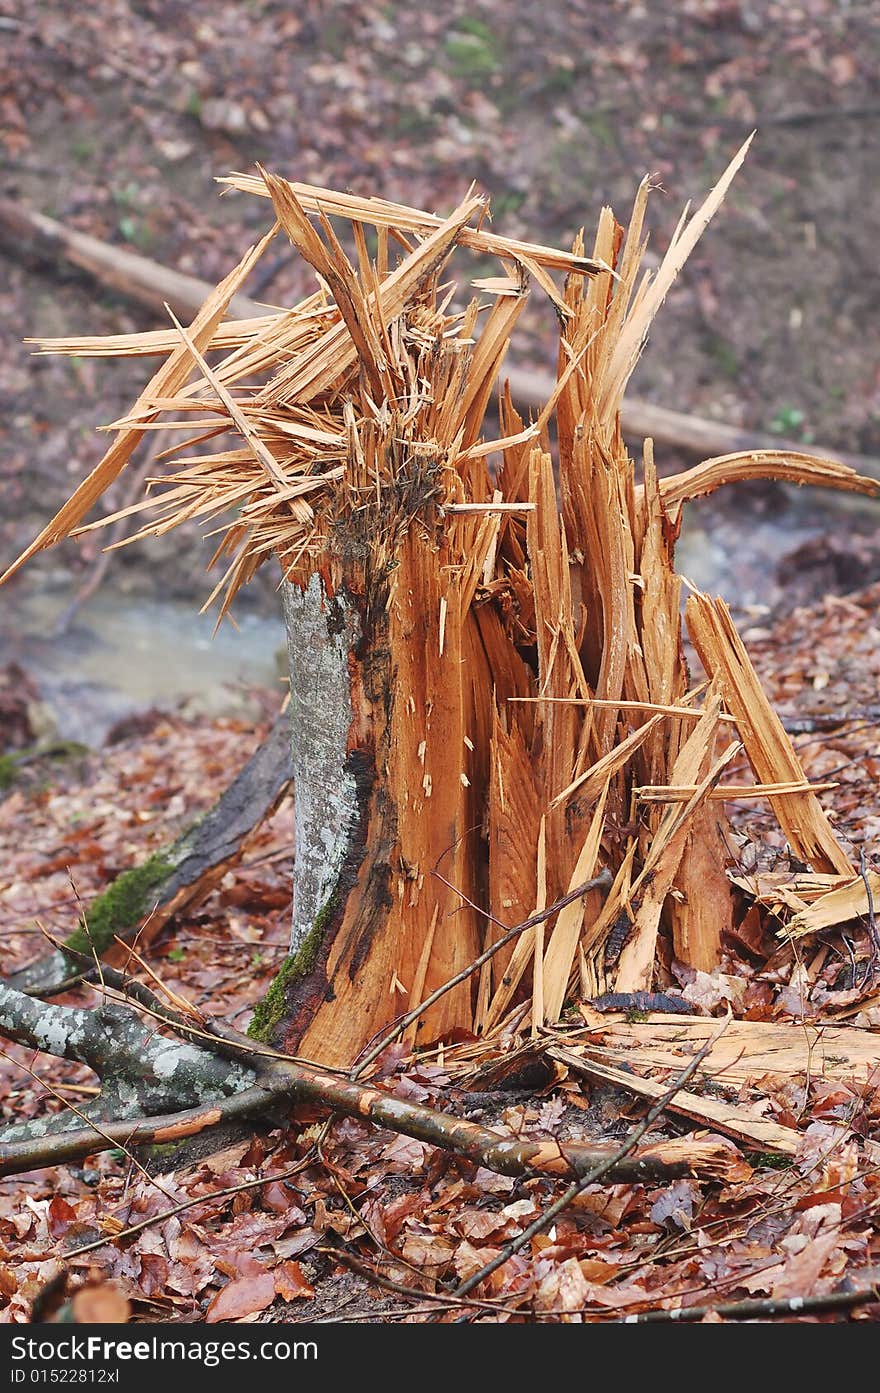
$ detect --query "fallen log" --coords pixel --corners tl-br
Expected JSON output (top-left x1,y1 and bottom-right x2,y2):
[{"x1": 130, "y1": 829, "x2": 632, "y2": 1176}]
[
  {"x1": 0, "y1": 196, "x2": 262, "y2": 324},
  {"x1": 508, "y1": 366, "x2": 879, "y2": 479},
  {"x1": 5, "y1": 713, "x2": 292, "y2": 997},
  {"x1": 3, "y1": 194, "x2": 875, "y2": 477}
]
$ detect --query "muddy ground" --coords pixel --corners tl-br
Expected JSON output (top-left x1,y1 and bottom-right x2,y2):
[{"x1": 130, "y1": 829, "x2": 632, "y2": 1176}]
[{"x1": 1, "y1": 0, "x2": 879, "y2": 613}]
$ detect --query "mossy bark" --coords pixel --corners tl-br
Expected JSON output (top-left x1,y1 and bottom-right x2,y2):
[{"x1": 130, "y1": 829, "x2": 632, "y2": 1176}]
[
  {"x1": 64, "y1": 852, "x2": 175, "y2": 959},
  {"x1": 246, "y1": 897, "x2": 334, "y2": 1043}
]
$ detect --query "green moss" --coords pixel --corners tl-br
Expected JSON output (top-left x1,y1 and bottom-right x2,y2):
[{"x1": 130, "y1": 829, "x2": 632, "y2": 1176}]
[
  {"x1": 142, "y1": 1141, "x2": 180, "y2": 1160},
  {"x1": 624, "y1": 1008, "x2": 651, "y2": 1024},
  {"x1": 748, "y1": 1151, "x2": 793, "y2": 1170},
  {"x1": 64, "y1": 852, "x2": 175, "y2": 958},
  {"x1": 0, "y1": 740, "x2": 88, "y2": 793},
  {"x1": 247, "y1": 893, "x2": 337, "y2": 1043},
  {"x1": 444, "y1": 28, "x2": 500, "y2": 79}
]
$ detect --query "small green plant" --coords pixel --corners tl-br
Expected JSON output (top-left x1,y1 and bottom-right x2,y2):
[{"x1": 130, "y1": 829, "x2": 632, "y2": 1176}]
[
  {"x1": 113, "y1": 182, "x2": 141, "y2": 209},
  {"x1": 491, "y1": 189, "x2": 527, "y2": 219},
  {"x1": 584, "y1": 110, "x2": 614, "y2": 149},
  {"x1": 770, "y1": 404, "x2": 806, "y2": 434},
  {"x1": 544, "y1": 65, "x2": 576, "y2": 95},
  {"x1": 167, "y1": 945, "x2": 186, "y2": 963},
  {"x1": 392, "y1": 107, "x2": 435, "y2": 141},
  {"x1": 445, "y1": 21, "x2": 500, "y2": 79},
  {"x1": 748, "y1": 1150, "x2": 793, "y2": 1170},
  {"x1": 706, "y1": 334, "x2": 739, "y2": 380},
  {"x1": 455, "y1": 15, "x2": 495, "y2": 42}
]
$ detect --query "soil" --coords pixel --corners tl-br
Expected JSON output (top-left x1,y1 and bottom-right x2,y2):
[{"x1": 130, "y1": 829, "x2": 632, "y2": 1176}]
[{"x1": 1, "y1": 0, "x2": 879, "y2": 610}]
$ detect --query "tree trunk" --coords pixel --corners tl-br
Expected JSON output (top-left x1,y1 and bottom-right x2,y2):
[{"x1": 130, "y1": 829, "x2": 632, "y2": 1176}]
[
  {"x1": 249, "y1": 537, "x2": 490, "y2": 1067},
  {"x1": 4, "y1": 158, "x2": 865, "y2": 1082}
]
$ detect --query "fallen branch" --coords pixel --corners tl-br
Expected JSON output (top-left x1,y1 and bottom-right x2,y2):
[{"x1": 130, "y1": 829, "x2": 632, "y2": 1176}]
[
  {"x1": 4, "y1": 713, "x2": 292, "y2": 997},
  {"x1": 0, "y1": 963, "x2": 733, "y2": 1185},
  {"x1": 0, "y1": 980, "x2": 255, "y2": 1142},
  {"x1": 0, "y1": 1024, "x2": 730, "y2": 1185},
  {"x1": 617, "y1": 1282, "x2": 880, "y2": 1324},
  {"x1": 0, "y1": 197, "x2": 262, "y2": 325},
  {"x1": 0, "y1": 1085, "x2": 281, "y2": 1177},
  {"x1": 4, "y1": 195, "x2": 875, "y2": 476},
  {"x1": 505, "y1": 364, "x2": 879, "y2": 478}
]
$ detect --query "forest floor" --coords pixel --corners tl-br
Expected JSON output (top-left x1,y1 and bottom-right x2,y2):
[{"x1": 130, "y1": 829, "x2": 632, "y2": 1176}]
[{"x1": 2, "y1": 0, "x2": 880, "y2": 1324}]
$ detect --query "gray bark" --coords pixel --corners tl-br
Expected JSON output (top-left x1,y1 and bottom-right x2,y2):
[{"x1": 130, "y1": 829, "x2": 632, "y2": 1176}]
[
  {"x1": 0, "y1": 982, "x2": 254, "y2": 1141},
  {"x1": 281, "y1": 575, "x2": 362, "y2": 956}
]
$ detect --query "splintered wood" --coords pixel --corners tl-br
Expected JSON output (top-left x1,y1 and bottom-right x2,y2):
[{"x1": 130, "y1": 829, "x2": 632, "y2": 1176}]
[
  {"x1": 551, "y1": 1011, "x2": 880, "y2": 1155},
  {"x1": 6, "y1": 139, "x2": 878, "y2": 1057}
]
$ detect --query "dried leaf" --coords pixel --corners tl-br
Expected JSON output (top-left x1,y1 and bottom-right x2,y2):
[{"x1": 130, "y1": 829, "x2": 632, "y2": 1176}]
[{"x1": 205, "y1": 1271, "x2": 276, "y2": 1323}]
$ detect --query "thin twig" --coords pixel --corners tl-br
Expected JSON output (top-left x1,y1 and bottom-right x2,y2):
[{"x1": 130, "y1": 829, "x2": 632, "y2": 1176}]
[
  {"x1": 67, "y1": 1139, "x2": 327, "y2": 1260},
  {"x1": 859, "y1": 848, "x2": 880, "y2": 962},
  {"x1": 324, "y1": 1243, "x2": 510, "y2": 1318},
  {"x1": 617, "y1": 1283, "x2": 880, "y2": 1323},
  {"x1": 352, "y1": 868, "x2": 612, "y2": 1079}
]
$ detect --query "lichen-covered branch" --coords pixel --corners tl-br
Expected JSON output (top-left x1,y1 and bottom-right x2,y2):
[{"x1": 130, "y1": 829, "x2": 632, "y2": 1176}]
[
  {"x1": 0, "y1": 1083, "x2": 282, "y2": 1176},
  {"x1": 0, "y1": 976, "x2": 734, "y2": 1187},
  {"x1": 0, "y1": 982, "x2": 254, "y2": 1141}
]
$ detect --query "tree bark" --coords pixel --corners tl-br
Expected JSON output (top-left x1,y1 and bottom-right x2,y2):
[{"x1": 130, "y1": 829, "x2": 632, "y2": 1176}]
[
  {"x1": 0, "y1": 982, "x2": 254, "y2": 1140},
  {"x1": 250, "y1": 535, "x2": 490, "y2": 1067}
]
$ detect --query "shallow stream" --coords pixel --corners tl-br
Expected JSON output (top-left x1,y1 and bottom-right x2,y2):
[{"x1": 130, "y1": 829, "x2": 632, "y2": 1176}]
[{"x1": 1, "y1": 483, "x2": 877, "y2": 748}]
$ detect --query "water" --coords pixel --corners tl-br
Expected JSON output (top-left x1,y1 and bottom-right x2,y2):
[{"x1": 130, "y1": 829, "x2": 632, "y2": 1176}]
[
  {"x1": 1, "y1": 481, "x2": 876, "y2": 747},
  {"x1": 677, "y1": 484, "x2": 880, "y2": 611},
  {"x1": 0, "y1": 580, "x2": 284, "y2": 745}
]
